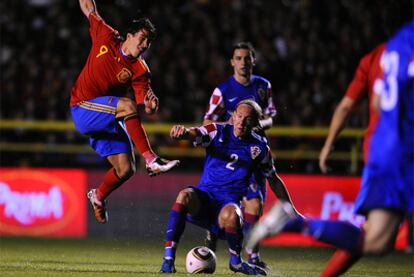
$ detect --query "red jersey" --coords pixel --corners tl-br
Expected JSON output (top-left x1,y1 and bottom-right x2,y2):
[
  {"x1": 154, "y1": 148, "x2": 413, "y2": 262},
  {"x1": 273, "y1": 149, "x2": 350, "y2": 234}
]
[
  {"x1": 70, "y1": 12, "x2": 151, "y2": 106},
  {"x1": 344, "y1": 43, "x2": 385, "y2": 163}
]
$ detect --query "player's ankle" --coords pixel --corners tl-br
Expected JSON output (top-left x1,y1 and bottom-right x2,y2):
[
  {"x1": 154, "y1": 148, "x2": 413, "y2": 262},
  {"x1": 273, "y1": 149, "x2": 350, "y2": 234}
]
[
  {"x1": 95, "y1": 189, "x2": 105, "y2": 202},
  {"x1": 143, "y1": 151, "x2": 157, "y2": 165},
  {"x1": 229, "y1": 255, "x2": 241, "y2": 266}
]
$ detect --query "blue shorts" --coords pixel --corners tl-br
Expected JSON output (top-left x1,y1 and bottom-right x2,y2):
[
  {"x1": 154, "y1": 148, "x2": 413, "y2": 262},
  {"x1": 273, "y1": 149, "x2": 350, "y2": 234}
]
[
  {"x1": 355, "y1": 158, "x2": 414, "y2": 215},
  {"x1": 186, "y1": 186, "x2": 243, "y2": 239},
  {"x1": 245, "y1": 171, "x2": 266, "y2": 201},
  {"x1": 70, "y1": 96, "x2": 133, "y2": 158}
]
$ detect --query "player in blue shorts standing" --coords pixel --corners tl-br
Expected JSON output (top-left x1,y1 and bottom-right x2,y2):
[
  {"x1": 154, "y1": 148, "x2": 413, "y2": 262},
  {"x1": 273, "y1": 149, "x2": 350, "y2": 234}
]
[
  {"x1": 160, "y1": 100, "x2": 301, "y2": 275},
  {"x1": 246, "y1": 20, "x2": 414, "y2": 276},
  {"x1": 203, "y1": 42, "x2": 277, "y2": 268}
]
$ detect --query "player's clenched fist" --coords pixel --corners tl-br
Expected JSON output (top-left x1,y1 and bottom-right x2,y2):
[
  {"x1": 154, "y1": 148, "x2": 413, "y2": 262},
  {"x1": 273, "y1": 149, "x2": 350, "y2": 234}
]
[{"x1": 170, "y1": 125, "x2": 189, "y2": 140}]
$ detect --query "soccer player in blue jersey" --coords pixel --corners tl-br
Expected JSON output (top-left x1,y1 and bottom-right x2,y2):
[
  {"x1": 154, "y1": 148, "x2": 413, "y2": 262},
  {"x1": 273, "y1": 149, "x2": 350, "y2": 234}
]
[
  {"x1": 246, "y1": 20, "x2": 414, "y2": 277},
  {"x1": 203, "y1": 42, "x2": 277, "y2": 268},
  {"x1": 160, "y1": 100, "x2": 301, "y2": 275}
]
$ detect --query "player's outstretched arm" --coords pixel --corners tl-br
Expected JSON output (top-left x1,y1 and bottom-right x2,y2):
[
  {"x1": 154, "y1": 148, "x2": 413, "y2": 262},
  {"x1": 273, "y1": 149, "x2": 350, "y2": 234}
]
[
  {"x1": 170, "y1": 125, "x2": 197, "y2": 141},
  {"x1": 319, "y1": 96, "x2": 354, "y2": 173},
  {"x1": 79, "y1": 0, "x2": 97, "y2": 18},
  {"x1": 267, "y1": 173, "x2": 304, "y2": 218}
]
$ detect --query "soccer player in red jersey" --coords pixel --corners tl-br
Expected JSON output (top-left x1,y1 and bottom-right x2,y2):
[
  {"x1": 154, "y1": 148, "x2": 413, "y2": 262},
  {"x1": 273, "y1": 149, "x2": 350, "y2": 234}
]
[
  {"x1": 247, "y1": 20, "x2": 414, "y2": 276},
  {"x1": 70, "y1": 0, "x2": 179, "y2": 224},
  {"x1": 319, "y1": 43, "x2": 385, "y2": 172},
  {"x1": 317, "y1": 43, "x2": 385, "y2": 276}
]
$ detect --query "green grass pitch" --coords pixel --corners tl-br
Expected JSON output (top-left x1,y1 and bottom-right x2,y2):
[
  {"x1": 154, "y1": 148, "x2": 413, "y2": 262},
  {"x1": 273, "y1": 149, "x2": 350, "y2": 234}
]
[{"x1": 1, "y1": 237, "x2": 413, "y2": 276}]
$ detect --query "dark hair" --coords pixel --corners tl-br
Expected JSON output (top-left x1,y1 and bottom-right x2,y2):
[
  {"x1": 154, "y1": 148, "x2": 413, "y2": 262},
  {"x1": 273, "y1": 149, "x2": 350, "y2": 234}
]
[
  {"x1": 231, "y1": 42, "x2": 256, "y2": 59},
  {"x1": 126, "y1": 17, "x2": 157, "y2": 41}
]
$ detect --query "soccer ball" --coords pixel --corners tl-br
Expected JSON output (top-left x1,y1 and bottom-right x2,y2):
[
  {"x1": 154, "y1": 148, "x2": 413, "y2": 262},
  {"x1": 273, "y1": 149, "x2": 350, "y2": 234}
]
[{"x1": 185, "y1": 246, "x2": 217, "y2": 274}]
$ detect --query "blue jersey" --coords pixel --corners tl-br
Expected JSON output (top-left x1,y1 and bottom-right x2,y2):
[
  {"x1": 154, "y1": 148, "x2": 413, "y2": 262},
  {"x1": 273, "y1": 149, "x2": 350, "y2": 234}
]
[
  {"x1": 355, "y1": 21, "x2": 414, "y2": 215},
  {"x1": 192, "y1": 124, "x2": 275, "y2": 199},
  {"x1": 204, "y1": 75, "x2": 276, "y2": 122}
]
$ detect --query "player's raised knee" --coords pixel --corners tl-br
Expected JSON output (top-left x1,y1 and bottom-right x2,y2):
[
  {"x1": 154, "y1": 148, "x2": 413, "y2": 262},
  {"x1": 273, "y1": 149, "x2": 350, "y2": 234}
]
[
  {"x1": 114, "y1": 163, "x2": 134, "y2": 180},
  {"x1": 176, "y1": 188, "x2": 196, "y2": 206},
  {"x1": 219, "y1": 205, "x2": 241, "y2": 227},
  {"x1": 244, "y1": 198, "x2": 262, "y2": 215},
  {"x1": 117, "y1": 98, "x2": 138, "y2": 117},
  {"x1": 364, "y1": 240, "x2": 393, "y2": 256}
]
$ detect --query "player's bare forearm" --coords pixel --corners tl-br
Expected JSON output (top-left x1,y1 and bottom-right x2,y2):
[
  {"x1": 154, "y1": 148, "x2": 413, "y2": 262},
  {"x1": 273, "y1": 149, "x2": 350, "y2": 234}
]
[
  {"x1": 170, "y1": 125, "x2": 197, "y2": 141},
  {"x1": 79, "y1": 0, "x2": 96, "y2": 18},
  {"x1": 319, "y1": 96, "x2": 354, "y2": 173},
  {"x1": 267, "y1": 173, "x2": 304, "y2": 218}
]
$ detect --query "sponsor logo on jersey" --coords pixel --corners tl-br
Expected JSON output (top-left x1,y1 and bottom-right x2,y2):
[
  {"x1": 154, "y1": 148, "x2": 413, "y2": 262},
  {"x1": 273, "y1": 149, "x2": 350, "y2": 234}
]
[
  {"x1": 117, "y1": 67, "x2": 132, "y2": 83},
  {"x1": 228, "y1": 97, "x2": 238, "y2": 103},
  {"x1": 250, "y1": 146, "x2": 261, "y2": 159}
]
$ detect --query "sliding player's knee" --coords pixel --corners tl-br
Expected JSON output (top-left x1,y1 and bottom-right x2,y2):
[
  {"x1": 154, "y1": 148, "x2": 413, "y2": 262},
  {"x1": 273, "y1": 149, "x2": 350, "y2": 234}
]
[
  {"x1": 244, "y1": 198, "x2": 262, "y2": 215},
  {"x1": 219, "y1": 206, "x2": 240, "y2": 228},
  {"x1": 363, "y1": 235, "x2": 394, "y2": 256},
  {"x1": 176, "y1": 189, "x2": 195, "y2": 206}
]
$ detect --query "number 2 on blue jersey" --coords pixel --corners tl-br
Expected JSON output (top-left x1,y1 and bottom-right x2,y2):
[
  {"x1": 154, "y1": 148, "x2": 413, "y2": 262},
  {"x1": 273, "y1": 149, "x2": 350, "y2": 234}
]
[{"x1": 226, "y1": 154, "x2": 239, "y2": 170}]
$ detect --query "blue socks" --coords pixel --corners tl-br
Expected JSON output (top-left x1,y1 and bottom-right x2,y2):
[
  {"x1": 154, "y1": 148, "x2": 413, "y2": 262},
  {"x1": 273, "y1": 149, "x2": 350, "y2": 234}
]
[
  {"x1": 225, "y1": 227, "x2": 243, "y2": 265},
  {"x1": 283, "y1": 218, "x2": 363, "y2": 252},
  {"x1": 164, "y1": 202, "x2": 187, "y2": 260}
]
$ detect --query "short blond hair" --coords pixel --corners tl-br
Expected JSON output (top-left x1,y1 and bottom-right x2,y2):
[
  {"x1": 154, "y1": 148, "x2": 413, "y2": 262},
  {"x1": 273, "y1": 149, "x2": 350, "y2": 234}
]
[{"x1": 236, "y1": 99, "x2": 263, "y2": 126}]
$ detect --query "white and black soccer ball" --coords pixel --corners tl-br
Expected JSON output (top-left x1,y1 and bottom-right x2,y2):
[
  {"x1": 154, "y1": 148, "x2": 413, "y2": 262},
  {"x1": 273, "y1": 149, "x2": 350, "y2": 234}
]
[{"x1": 185, "y1": 246, "x2": 217, "y2": 274}]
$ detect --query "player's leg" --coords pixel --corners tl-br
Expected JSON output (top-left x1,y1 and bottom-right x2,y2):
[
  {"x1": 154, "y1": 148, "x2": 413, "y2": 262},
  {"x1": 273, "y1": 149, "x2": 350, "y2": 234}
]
[
  {"x1": 161, "y1": 188, "x2": 201, "y2": 273},
  {"x1": 87, "y1": 153, "x2": 134, "y2": 224},
  {"x1": 243, "y1": 178, "x2": 267, "y2": 269},
  {"x1": 363, "y1": 209, "x2": 402, "y2": 254},
  {"x1": 321, "y1": 209, "x2": 402, "y2": 277},
  {"x1": 246, "y1": 201, "x2": 363, "y2": 253},
  {"x1": 219, "y1": 204, "x2": 265, "y2": 275},
  {"x1": 204, "y1": 230, "x2": 218, "y2": 252},
  {"x1": 71, "y1": 97, "x2": 135, "y2": 224},
  {"x1": 116, "y1": 97, "x2": 179, "y2": 176},
  {"x1": 243, "y1": 197, "x2": 267, "y2": 268}
]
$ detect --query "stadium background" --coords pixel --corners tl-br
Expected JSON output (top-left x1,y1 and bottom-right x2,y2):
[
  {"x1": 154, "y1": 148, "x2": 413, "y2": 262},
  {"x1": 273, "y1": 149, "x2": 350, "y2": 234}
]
[{"x1": 0, "y1": 0, "x2": 412, "y2": 256}]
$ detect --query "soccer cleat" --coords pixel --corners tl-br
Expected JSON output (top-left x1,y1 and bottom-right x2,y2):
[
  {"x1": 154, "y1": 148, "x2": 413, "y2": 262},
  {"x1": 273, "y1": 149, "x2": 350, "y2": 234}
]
[
  {"x1": 87, "y1": 189, "x2": 108, "y2": 224},
  {"x1": 245, "y1": 201, "x2": 296, "y2": 251},
  {"x1": 229, "y1": 262, "x2": 266, "y2": 275},
  {"x1": 204, "y1": 230, "x2": 218, "y2": 252},
  {"x1": 160, "y1": 258, "x2": 176, "y2": 273},
  {"x1": 248, "y1": 257, "x2": 269, "y2": 271},
  {"x1": 146, "y1": 157, "x2": 180, "y2": 177}
]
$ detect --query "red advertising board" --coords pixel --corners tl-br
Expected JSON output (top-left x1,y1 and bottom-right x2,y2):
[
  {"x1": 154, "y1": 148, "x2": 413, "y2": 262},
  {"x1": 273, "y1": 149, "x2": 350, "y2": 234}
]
[
  {"x1": 0, "y1": 168, "x2": 87, "y2": 237},
  {"x1": 262, "y1": 175, "x2": 409, "y2": 249}
]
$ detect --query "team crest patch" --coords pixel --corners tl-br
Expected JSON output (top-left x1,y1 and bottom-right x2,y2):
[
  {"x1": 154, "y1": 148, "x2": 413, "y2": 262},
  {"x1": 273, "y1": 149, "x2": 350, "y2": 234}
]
[
  {"x1": 250, "y1": 146, "x2": 261, "y2": 159},
  {"x1": 117, "y1": 67, "x2": 132, "y2": 83}
]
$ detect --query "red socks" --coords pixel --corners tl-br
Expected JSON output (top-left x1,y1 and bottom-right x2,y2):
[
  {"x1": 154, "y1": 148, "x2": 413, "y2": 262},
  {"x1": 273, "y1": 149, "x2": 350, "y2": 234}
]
[
  {"x1": 124, "y1": 113, "x2": 156, "y2": 164},
  {"x1": 96, "y1": 168, "x2": 124, "y2": 201},
  {"x1": 320, "y1": 249, "x2": 362, "y2": 277}
]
